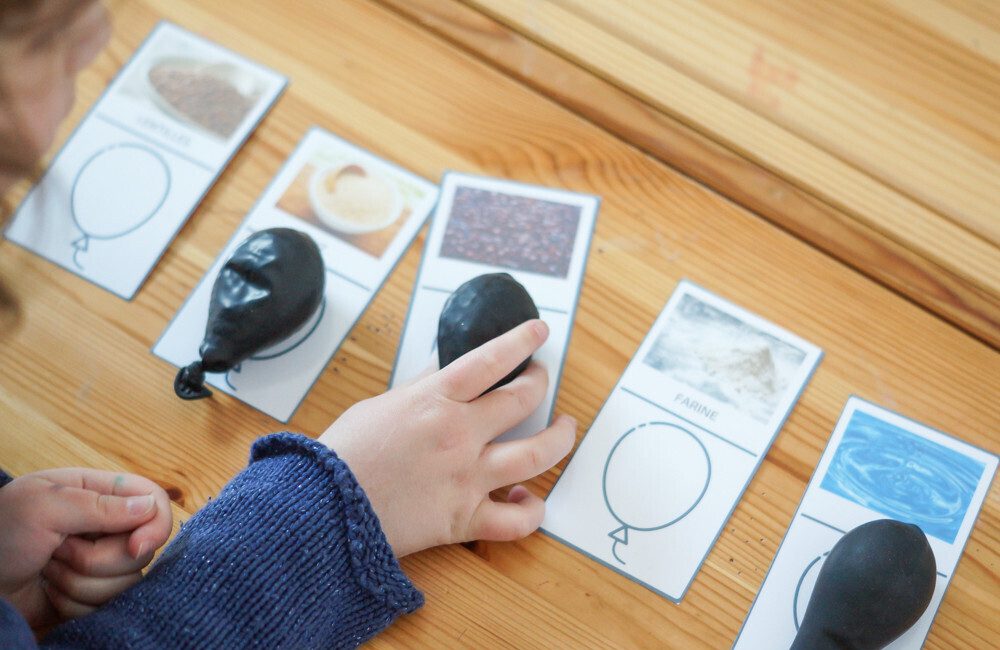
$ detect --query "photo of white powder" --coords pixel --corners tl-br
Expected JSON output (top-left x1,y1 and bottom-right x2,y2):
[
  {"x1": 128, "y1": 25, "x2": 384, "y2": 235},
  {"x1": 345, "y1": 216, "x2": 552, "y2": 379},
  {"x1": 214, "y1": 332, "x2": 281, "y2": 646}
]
[
  {"x1": 318, "y1": 170, "x2": 394, "y2": 226},
  {"x1": 644, "y1": 294, "x2": 807, "y2": 424}
]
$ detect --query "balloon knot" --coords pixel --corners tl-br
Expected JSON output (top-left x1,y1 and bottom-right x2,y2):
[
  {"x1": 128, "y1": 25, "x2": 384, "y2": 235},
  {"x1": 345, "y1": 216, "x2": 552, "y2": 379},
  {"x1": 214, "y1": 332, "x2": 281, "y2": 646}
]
[
  {"x1": 174, "y1": 361, "x2": 212, "y2": 400},
  {"x1": 609, "y1": 525, "x2": 629, "y2": 544}
]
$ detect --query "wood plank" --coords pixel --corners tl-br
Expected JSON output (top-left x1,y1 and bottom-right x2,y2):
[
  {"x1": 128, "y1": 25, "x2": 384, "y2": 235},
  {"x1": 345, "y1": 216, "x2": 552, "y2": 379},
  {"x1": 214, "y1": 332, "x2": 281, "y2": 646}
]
[
  {"x1": 0, "y1": 0, "x2": 996, "y2": 647},
  {"x1": 377, "y1": 0, "x2": 1000, "y2": 350},
  {"x1": 378, "y1": 545, "x2": 619, "y2": 649},
  {"x1": 0, "y1": 382, "x2": 188, "y2": 544},
  {"x1": 467, "y1": 0, "x2": 1000, "y2": 246},
  {"x1": 884, "y1": 0, "x2": 1000, "y2": 65},
  {"x1": 464, "y1": 0, "x2": 1000, "y2": 345},
  {"x1": 697, "y1": 0, "x2": 1000, "y2": 235}
]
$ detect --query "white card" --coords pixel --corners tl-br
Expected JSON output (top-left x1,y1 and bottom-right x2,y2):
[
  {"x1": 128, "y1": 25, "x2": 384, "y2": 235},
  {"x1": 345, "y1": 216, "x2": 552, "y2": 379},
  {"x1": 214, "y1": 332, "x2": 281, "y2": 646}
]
[
  {"x1": 543, "y1": 280, "x2": 823, "y2": 602},
  {"x1": 390, "y1": 172, "x2": 599, "y2": 441},
  {"x1": 153, "y1": 127, "x2": 439, "y2": 422},
  {"x1": 4, "y1": 22, "x2": 287, "y2": 299},
  {"x1": 735, "y1": 397, "x2": 998, "y2": 649}
]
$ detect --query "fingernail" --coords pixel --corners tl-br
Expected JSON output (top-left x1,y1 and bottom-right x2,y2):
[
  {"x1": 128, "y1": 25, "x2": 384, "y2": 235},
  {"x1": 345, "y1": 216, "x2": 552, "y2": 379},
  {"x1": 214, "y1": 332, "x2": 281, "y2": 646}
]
[
  {"x1": 508, "y1": 485, "x2": 529, "y2": 502},
  {"x1": 531, "y1": 320, "x2": 548, "y2": 340},
  {"x1": 561, "y1": 417, "x2": 577, "y2": 449},
  {"x1": 126, "y1": 494, "x2": 155, "y2": 516},
  {"x1": 133, "y1": 541, "x2": 149, "y2": 560}
]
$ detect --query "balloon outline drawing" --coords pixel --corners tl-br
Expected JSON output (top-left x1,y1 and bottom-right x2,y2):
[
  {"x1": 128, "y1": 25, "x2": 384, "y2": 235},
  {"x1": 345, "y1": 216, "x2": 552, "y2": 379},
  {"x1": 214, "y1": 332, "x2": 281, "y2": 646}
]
[
  {"x1": 602, "y1": 421, "x2": 712, "y2": 564},
  {"x1": 224, "y1": 296, "x2": 328, "y2": 391},
  {"x1": 792, "y1": 551, "x2": 829, "y2": 630},
  {"x1": 70, "y1": 142, "x2": 171, "y2": 268}
]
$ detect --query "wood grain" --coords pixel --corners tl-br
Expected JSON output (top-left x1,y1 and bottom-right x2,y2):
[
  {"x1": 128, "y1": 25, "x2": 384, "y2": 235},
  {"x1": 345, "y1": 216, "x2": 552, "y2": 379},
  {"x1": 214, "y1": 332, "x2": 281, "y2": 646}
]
[
  {"x1": 0, "y1": 0, "x2": 996, "y2": 647},
  {"x1": 377, "y1": 0, "x2": 1000, "y2": 351},
  {"x1": 463, "y1": 0, "x2": 1000, "y2": 348},
  {"x1": 891, "y1": 0, "x2": 1000, "y2": 66}
]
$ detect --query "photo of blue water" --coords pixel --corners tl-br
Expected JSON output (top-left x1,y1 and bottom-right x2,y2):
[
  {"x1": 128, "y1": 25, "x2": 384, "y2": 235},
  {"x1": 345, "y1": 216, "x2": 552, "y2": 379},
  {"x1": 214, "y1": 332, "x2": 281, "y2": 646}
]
[{"x1": 820, "y1": 411, "x2": 984, "y2": 544}]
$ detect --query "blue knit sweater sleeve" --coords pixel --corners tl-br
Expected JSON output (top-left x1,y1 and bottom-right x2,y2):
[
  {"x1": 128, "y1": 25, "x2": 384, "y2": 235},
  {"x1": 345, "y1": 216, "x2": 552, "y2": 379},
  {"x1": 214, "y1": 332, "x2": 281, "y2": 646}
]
[{"x1": 15, "y1": 433, "x2": 423, "y2": 649}]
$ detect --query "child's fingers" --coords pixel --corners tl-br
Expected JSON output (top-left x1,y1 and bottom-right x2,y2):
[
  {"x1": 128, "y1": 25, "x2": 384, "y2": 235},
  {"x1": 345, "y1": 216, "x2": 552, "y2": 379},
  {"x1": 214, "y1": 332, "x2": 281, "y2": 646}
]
[
  {"x1": 126, "y1": 496, "x2": 173, "y2": 560},
  {"x1": 433, "y1": 320, "x2": 548, "y2": 402},
  {"x1": 38, "y1": 468, "x2": 173, "y2": 558},
  {"x1": 40, "y1": 486, "x2": 158, "y2": 537},
  {"x1": 480, "y1": 414, "x2": 576, "y2": 489},
  {"x1": 469, "y1": 362, "x2": 549, "y2": 440},
  {"x1": 42, "y1": 559, "x2": 142, "y2": 607},
  {"x1": 468, "y1": 485, "x2": 545, "y2": 542},
  {"x1": 52, "y1": 533, "x2": 154, "y2": 577},
  {"x1": 37, "y1": 468, "x2": 162, "y2": 501},
  {"x1": 43, "y1": 583, "x2": 96, "y2": 621}
]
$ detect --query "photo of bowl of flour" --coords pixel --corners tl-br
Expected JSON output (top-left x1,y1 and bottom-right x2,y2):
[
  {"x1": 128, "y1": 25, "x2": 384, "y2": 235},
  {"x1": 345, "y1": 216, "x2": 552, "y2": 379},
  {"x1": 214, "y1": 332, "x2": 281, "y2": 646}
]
[
  {"x1": 308, "y1": 164, "x2": 402, "y2": 235},
  {"x1": 146, "y1": 57, "x2": 261, "y2": 139}
]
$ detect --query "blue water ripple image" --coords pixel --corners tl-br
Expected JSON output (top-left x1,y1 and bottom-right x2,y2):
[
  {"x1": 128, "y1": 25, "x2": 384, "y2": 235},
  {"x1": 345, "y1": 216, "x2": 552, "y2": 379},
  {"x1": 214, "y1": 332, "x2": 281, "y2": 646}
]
[{"x1": 820, "y1": 411, "x2": 984, "y2": 543}]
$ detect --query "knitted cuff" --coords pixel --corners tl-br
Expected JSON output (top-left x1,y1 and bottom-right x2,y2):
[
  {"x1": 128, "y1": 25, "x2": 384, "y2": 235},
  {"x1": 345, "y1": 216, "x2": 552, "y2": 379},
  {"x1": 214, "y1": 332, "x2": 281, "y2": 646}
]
[
  {"x1": 250, "y1": 433, "x2": 423, "y2": 615},
  {"x1": 0, "y1": 598, "x2": 36, "y2": 650}
]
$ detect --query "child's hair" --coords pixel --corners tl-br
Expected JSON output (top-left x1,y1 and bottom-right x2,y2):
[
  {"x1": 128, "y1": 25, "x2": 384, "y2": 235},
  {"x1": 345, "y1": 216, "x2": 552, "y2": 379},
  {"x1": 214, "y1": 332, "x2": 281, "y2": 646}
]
[
  {"x1": 0, "y1": 1, "x2": 100, "y2": 180},
  {"x1": 0, "y1": 0, "x2": 94, "y2": 39},
  {"x1": 0, "y1": 1, "x2": 96, "y2": 321}
]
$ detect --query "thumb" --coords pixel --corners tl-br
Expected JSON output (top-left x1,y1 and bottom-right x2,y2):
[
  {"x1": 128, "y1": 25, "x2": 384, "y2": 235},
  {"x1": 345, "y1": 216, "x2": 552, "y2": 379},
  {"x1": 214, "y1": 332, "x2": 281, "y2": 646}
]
[{"x1": 40, "y1": 487, "x2": 157, "y2": 536}]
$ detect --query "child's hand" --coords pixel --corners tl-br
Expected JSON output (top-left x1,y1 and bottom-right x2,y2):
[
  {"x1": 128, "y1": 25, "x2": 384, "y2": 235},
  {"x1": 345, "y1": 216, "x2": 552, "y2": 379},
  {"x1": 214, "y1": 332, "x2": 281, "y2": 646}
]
[
  {"x1": 0, "y1": 469, "x2": 172, "y2": 627},
  {"x1": 320, "y1": 320, "x2": 576, "y2": 557}
]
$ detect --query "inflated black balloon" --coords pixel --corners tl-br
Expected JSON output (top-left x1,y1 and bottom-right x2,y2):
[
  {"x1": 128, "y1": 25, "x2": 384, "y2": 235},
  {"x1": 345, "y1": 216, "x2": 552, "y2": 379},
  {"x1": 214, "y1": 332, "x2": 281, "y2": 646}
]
[
  {"x1": 791, "y1": 519, "x2": 936, "y2": 650},
  {"x1": 437, "y1": 272, "x2": 539, "y2": 392},
  {"x1": 174, "y1": 228, "x2": 325, "y2": 400}
]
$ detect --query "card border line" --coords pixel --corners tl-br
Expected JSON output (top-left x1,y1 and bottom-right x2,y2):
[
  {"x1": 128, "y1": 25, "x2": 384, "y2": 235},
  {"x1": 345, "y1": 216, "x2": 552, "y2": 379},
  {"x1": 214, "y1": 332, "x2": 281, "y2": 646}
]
[
  {"x1": 619, "y1": 386, "x2": 758, "y2": 457},
  {"x1": 3, "y1": 20, "x2": 289, "y2": 301},
  {"x1": 418, "y1": 284, "x2": 570, "y2": 315},
  {"x1": 151, "y1": 125, "x2": 439, "y2": 423},
  {"x1": 541, "y1": 277, "x2": 824, "y2": 604},
  {"x1": 731, "y1": 395, "x2": 999, "y2": 649},
  {"x1": 94, "y1": 112, "x2": 214, "y2": 172},
  {"x1": 387, "y1": 168, "x2": 601, "y2": 437},
  {"x1": 537, "y1": 527, "x2": 684, "y2": 605}
]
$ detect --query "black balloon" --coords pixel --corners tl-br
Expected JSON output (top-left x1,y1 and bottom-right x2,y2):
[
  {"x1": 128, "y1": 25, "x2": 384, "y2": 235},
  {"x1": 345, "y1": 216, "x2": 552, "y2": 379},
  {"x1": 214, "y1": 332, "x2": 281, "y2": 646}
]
[
  {"x1": 174, "y1": 228, "x2": 325, "y2": 400},
  {"x1": 437, "y1": 272, "x2": 539, "y2": 392},
  {"x1": 791, "y1": 519, "x2": 936, "y2": 650}
]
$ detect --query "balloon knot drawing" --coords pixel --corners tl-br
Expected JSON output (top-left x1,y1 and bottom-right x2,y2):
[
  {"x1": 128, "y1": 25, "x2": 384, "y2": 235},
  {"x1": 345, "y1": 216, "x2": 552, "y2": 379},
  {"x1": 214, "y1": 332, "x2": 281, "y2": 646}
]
[
  {"x1": 602, "y1": 421, "x2": 712, "y2": 565},
  {"x1": 608, "y1": 525, "x2": 630, "y2": 564},
  {"x1": 71, "y1": 235, "x2": 90, "y2": 269},
  {"x1": 223, "y1": 297, "x2": 328, "y2": 392}
]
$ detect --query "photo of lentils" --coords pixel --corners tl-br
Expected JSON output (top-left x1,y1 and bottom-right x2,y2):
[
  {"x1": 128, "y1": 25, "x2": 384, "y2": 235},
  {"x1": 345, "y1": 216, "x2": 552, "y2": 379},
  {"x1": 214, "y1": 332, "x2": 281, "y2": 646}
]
[
  {"x1": 440, "y1": 186, "x2": 581, "y2": 278},
  {"x1": 148, "y1": 63, "x2": 254, "y2": 138}
]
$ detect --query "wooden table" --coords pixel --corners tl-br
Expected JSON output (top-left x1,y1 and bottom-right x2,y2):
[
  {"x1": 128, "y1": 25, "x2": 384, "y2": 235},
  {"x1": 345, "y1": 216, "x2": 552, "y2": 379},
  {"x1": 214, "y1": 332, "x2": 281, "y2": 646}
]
[{"x1": 1, "y1": 1, "x2": 996, "y2": 647}]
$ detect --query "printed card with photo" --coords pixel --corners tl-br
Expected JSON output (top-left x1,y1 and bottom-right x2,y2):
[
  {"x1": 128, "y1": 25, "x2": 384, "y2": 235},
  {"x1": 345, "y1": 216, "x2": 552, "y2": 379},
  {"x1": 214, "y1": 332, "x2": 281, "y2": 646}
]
[
  {"x1": 543, "y1": 280, "x2": 823, "y2": 602},
  {"x1": 734, "y1": 397, "x2": 997, "y2": 649},
  {"x1": 390, "y1": 172, "x2": 599, "y2": 441},
  {"x1": 4, "y1": 22, "x2": 287, "y2": 298},
  {"x1": 154, "y1": 127, "x2": 439, "y2": 422}
]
